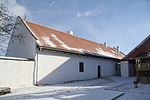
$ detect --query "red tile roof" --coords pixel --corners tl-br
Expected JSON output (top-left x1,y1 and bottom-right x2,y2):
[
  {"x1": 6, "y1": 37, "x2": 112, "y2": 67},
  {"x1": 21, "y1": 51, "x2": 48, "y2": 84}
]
[
  {"x1": 23, "y1": 20, "x2": 124, "y2": 59},
  {"x1": 123, "y1": 35, "x2": 150, "y2": 60}
]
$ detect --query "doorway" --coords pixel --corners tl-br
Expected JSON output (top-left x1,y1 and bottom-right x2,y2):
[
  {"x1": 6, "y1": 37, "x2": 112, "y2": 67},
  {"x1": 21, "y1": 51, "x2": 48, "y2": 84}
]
[{"x1": 97, "y1": 65, "x2": 101, "y2": 78}]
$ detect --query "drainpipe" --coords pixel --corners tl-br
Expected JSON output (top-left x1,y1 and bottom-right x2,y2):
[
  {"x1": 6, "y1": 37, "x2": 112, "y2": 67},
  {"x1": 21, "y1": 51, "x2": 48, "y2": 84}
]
[{"x1": 35, "y1": 46, "x2": 42, "y2": 86}]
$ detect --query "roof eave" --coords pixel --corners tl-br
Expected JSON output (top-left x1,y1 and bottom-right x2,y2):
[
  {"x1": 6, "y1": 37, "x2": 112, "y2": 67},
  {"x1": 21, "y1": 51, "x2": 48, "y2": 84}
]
[{"x1": 38, "y1": 45, "x2": 121, "y2": 60}]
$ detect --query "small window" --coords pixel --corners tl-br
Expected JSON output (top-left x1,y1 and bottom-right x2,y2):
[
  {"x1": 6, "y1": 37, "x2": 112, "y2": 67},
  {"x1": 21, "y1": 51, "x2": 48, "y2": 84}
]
[{"x1": 79, "y1": 62, "x2": 84, "y2": 72}]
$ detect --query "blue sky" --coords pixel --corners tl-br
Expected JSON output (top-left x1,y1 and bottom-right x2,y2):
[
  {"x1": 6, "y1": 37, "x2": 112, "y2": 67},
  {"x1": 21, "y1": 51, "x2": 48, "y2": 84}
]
[{"x1": 1, "y1": 0, "x2": 150, "y2": 54}]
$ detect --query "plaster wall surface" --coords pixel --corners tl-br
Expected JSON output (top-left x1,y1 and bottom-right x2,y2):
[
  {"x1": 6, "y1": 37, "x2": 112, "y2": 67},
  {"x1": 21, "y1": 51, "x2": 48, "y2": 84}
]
[
  {"x1": 6, "y1": 19, "x2": 36, "y2": 59},
  {"x1": 37, "y1": 50, "x2": 118, "y2": 85},
  {"x1": 0, "y1": 57, "x2": 34, "y2": 88},
  {"x1": 121, "y1": 61, "x2": 129, "y2": 77}
]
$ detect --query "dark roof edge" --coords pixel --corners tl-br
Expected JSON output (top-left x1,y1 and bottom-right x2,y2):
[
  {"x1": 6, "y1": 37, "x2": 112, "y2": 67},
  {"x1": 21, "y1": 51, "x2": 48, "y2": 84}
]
[
  {"x1": 38, "y1": 46, "x2": 121, "y2": 60},
  {"x1": 122, "y1": 56, "x2": 150, "y2": 61}
]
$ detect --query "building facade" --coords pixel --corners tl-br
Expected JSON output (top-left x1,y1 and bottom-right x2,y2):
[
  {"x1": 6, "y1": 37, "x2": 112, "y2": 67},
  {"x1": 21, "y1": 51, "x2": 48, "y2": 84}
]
[{"x1": 6, "y1": 17, "x2": 124, "y2": 85}]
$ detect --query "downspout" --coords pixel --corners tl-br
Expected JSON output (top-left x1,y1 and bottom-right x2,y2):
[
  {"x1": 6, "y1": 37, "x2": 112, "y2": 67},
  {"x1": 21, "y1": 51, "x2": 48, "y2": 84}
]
[{"x1": 35, "y1": 46, "x2": 42, "y2": 86}]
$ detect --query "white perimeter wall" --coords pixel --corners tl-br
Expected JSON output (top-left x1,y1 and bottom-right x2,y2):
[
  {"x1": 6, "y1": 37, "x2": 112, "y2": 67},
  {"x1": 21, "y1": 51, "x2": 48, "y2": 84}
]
[
  {"x1": 37, "y1": 50, "x2": 118, "y2": 85},
  {"x1": 0, "y1": 57, "x2": 34, "y2": 88}
]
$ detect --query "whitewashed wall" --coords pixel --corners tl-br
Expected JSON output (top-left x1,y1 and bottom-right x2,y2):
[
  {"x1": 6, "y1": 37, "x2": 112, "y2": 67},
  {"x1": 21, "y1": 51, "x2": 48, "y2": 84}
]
[
  {"x1": 6, "y1": 18, "x2": 37, "y2": 59},
  {"x1": 0, "y1": 57, "x2": 34, "y2": 88},
  {"x1": 120, "y1": 61, "x2": 129, "y2": 77},
  {"x1": 37, "y1": 50, "x2": 118, "y2": 85}
]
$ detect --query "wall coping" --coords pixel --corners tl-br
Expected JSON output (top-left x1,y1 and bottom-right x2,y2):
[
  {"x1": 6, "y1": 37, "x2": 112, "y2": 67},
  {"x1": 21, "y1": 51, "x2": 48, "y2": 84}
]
[{"x1": 0, "y1": 56, "x2": 34, "y2": 61}]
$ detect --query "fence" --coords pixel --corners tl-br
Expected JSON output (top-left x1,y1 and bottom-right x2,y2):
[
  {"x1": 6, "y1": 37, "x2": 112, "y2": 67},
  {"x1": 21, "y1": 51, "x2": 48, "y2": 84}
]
[{"x1": 136, "y1": 62, "x2": 150, "y2": 71}]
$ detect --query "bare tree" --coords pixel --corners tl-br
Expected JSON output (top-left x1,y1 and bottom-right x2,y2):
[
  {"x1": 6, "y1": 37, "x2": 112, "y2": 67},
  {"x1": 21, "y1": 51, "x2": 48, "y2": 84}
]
[{"x1": 0, "y1": 3, "x2": 23, "y2": 55}]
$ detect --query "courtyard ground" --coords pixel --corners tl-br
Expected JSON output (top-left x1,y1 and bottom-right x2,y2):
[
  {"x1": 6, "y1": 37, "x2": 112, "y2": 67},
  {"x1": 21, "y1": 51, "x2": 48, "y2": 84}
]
[{"x1": 0, "y1": 76, "x2": 150, "y2": 100}]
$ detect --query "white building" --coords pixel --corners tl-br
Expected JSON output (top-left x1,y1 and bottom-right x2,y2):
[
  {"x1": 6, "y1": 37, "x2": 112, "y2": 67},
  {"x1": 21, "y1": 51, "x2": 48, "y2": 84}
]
[{"x1": 6, "y1": 17, "x2": 124, "y2": 85}]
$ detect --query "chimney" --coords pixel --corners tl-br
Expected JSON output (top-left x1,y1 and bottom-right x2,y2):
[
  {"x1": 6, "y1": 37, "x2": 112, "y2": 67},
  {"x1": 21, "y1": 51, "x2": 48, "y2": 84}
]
[
  {"x1": 117, "y1": 46, "x2": 119, "y2": 52},
  {"x1": 104, "y1": 42, "x2": 107, "y2": 46},
  {"x1": 67, "y1": 30, "x2": 73, "y2": 35}
]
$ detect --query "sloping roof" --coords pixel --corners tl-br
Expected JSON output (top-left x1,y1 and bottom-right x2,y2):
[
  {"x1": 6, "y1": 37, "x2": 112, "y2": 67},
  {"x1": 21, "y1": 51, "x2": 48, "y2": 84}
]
[
  {"x1": 123, "y1": 35, "x2": 150, "y2": 60},
  {"x1": 22, "y1": 20, "x2": 124, "y2": 59}
]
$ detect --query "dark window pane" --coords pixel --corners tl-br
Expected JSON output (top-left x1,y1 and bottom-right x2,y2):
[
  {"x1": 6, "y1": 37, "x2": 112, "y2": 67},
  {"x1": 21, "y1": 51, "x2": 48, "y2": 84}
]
[{"x1": 79, "y1": 62, "x2": 84, "y2": 72}]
